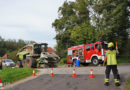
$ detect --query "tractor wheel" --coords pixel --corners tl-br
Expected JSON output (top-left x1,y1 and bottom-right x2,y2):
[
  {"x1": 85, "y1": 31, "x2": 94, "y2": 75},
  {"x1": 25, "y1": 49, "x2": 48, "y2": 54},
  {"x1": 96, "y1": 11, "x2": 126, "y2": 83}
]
[
  {"x1": 16, "y1": 60, "x2": 23, "y2": 68},
  {"x1": 92, "y1": 57, "x2": 99, "y2": 66},
  {"x1": 25, "y1": 57, "x2": 37, "y2": 68}
]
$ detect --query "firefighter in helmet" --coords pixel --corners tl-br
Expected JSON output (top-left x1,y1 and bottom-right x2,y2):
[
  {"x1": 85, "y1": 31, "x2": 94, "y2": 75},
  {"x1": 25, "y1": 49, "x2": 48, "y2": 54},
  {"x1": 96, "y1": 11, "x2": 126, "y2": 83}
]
[{"x1": 103, "y1": 42, "x2": 120, "y2": 86}]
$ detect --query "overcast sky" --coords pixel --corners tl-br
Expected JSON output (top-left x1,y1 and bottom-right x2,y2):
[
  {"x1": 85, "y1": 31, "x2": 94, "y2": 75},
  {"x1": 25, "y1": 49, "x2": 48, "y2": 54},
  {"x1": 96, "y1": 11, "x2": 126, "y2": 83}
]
[{"x1": 0, "y1": 0, "x2": 75, "y2": 48}]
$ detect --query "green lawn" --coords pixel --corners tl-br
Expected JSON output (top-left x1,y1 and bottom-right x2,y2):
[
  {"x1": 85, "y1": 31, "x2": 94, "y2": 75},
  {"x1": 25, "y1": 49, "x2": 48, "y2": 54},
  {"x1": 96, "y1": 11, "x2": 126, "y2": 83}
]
[
  {"x1": 0, "y1": 67, "x2": 37, "y2": 84},
  {"x1": 127, "y1": 78, "x2": 130, "y2": 90}
]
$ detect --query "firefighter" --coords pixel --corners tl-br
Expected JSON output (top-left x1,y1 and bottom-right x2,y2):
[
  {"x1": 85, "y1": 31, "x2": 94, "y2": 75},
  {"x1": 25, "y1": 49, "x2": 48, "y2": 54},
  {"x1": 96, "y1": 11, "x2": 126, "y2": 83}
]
[
  {"x1": 72, "y1": 50, "x2": 78, "y2": 67},
  {"x1": 103, "y1": 42, "x2": 120, "y2": 86}
]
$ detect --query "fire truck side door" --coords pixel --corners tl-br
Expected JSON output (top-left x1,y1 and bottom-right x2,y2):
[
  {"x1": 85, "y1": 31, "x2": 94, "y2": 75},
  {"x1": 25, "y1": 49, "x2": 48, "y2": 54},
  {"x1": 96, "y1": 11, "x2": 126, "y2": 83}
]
[
  {"x1": 85, "y1": 45, "x2": 91, "y2": 60},
  {"x1": 95, "y1": 43, "x2": 101, "y2": 55},
  {"x1": 90, "y1": 44, "x2": 94, "y2": 56},
  {"x1": 78, "y1": 48, "x2": 84, "y2": 62}
]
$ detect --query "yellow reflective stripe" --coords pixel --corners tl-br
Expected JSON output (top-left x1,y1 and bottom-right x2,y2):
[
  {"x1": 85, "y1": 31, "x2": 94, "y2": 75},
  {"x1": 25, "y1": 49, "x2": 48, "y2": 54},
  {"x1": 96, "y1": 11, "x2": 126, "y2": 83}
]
[
  {"x1": 104, "y1": 79, "x2": 109, "y2": 82},
  {"x1": 114, "y1": 79, "x2": 120, "y2": 83}
]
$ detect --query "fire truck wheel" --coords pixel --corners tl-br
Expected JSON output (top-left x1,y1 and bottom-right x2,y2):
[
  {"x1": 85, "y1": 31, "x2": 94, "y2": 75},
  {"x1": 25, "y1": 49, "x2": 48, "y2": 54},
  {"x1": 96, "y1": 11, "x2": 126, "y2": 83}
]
[{"x1": 92, "y1": 57, "x2": 99, "y2": 66}]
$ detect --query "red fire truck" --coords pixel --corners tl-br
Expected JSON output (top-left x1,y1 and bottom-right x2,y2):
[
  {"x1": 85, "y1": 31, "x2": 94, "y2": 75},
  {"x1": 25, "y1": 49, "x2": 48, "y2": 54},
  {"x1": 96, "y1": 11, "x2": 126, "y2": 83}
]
[{"x1": 67, "y1": 41, "x2": 108, "y2": 66}]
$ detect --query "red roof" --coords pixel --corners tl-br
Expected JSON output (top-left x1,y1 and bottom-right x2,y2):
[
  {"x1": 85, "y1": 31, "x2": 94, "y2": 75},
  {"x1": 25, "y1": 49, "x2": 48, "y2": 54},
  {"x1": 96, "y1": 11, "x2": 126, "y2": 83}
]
[
  {"x1": 2, "y1": 54, "x2": 8, "y2": 59},
  {"x1": 47, "y1": 47, "x2": 55, "y2": 53}
]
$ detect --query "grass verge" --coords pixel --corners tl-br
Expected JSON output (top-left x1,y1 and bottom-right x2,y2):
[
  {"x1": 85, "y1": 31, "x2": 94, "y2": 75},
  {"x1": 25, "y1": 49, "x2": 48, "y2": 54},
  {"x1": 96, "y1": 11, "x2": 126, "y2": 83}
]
[
  {"x1": 117, "y1": 57, "x2": 130, "y2": 65},
  {"x1": 0, "y1": 67, "x2": 38, "y2": 84},
  {"x1": 126, "y1": 78, "x2": 130, "y2": 90}
]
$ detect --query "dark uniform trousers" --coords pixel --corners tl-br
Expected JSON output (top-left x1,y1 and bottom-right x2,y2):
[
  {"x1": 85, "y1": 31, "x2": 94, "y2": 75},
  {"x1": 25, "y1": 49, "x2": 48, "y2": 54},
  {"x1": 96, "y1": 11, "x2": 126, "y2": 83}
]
[{"x1": 105, "y1": 65, "x2": 118, "y2": 79}]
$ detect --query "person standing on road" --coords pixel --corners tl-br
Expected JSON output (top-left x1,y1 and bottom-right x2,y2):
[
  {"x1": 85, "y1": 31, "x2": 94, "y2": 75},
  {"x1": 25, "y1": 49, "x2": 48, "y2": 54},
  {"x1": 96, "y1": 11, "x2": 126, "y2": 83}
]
[
  {"x1": 72, "y1": 50, "x2": 78, "y2": 67},
  {"x1": 103, "y1": 42, "x2": 120, "y2": 86}
]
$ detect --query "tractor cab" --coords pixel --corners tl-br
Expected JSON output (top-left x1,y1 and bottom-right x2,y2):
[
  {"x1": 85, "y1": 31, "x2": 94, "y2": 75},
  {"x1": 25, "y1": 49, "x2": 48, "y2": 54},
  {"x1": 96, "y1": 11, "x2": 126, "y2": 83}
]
[{"x1": 33, "y1": 43, "x2": 48, "y2": 54}]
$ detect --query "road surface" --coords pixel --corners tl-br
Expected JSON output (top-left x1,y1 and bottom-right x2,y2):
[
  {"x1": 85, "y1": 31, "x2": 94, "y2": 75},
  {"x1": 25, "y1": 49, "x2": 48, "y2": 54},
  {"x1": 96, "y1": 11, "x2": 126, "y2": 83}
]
[{"x1": 6, "y1": 65, "x2": 130, "y2": 90}]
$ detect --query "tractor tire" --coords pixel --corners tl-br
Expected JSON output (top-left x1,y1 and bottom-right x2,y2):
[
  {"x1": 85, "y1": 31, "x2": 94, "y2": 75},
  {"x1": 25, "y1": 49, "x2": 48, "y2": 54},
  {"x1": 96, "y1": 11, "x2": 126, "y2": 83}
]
[
  {"x1": 16, "y1": 60, "x2": 23, "y2": 68},
  {"x1": 92, "y1": 57, "x2": 99, "y2": 66},
  {"x1": 25, "y1": 57, "x2": 37, "y2": 68}
]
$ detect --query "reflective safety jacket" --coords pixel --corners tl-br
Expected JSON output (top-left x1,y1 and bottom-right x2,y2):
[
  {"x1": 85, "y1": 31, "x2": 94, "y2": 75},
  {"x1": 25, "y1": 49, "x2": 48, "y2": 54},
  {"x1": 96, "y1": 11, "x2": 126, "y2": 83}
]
[{"x1": 106, "y1": 50, "x2": 117, "y2": 65}]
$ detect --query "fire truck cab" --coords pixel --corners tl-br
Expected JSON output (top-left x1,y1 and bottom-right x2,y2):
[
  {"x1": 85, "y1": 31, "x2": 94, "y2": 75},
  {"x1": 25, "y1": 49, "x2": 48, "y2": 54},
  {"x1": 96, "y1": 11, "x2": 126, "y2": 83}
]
[{"x1": 67, "y1": 41, "x2": 108, "y2": 66}]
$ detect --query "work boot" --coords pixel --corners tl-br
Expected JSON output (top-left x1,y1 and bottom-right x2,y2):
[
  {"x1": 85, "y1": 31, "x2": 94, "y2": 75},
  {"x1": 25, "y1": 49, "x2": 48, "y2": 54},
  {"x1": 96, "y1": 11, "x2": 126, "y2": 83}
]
[
  {"x1": 114, "y1": 79, "x2": 121, "y2": 86},
  {"x1": 104, "y1": 78, "x2": 109, "y2": 86},
  {"x1": 115, "y1": 83, "x2": 120, "y2": 86},
  {"x1": 104, "y1": 82, "x2": 109, "y2": 86}
]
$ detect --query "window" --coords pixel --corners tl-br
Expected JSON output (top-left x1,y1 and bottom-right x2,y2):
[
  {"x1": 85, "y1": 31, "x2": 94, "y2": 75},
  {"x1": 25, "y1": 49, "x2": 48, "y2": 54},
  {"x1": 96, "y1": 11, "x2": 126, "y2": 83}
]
[
  {"x1": 86, "y1": 45, "x2": 90, "y2": 51},
  {"x1": 95, "y1": 44, "x2": 101, "y2": 52},
  {"x1": 91, "y1": 45, "x2": 94, "y2": 50},
  {"x1": 102, "y1": 43, "x2": 108, "y2": 49},
  {"x1": 95, "y1": 44, "x2": 98, "y2": 49},
  {"x1": 79, "y1": 48, "x2": 83, "y2": 55},
  {"x1": 68, "y1": 50, "x2": 72, "y2": 55}
]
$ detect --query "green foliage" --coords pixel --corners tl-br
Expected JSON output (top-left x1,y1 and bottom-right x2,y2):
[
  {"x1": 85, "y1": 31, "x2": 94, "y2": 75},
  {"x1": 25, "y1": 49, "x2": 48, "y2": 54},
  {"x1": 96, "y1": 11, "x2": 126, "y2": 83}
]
[
  {"x1": 91, "y1": 0, "x2": 129, "y2": 49},
  {"x1": 60, "y1": 57, "x2": 67, "y2": 64},
  {"x1": 0, "y1": 37, "x2": 26, "y2": 57},
  {"x1": 0, "y1": 67, "x2": 38, "y2": 83},
  {"x1": 117, "y1": 56, "x2": 130, "y2": 65},
  {"x1": 52, "y1": 0, "x2": 130, "y2": 57},
  {"x1": 53, "y1": 0, "x2": 93, "y2": 57},
  {"x1": 8, "y1": 50, "x2": 19, "y2": 63},
  {"x1": 127, "y1": 78, "x2": 130, "y2": 90},
  {"x1": 0, "y1": 36, "x2": 36, "y2": 62}
]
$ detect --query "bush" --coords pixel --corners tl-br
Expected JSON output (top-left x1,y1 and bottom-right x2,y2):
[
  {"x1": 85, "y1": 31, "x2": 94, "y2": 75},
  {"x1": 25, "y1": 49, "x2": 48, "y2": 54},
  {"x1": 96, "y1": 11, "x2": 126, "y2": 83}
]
[
  {"x1": 127, "y1": 78, "x2": 130, "y2": 90},
  {"x1": 60, "y1": 57, "x2": 67, "y2": 64},
  {"x1": 8, "y1": 50, "x2": 19, "y2": 63}
]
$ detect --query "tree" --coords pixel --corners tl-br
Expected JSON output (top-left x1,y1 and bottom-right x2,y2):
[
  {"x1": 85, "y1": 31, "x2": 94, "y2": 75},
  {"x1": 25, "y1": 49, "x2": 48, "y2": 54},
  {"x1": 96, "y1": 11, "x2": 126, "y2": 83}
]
[
  {"x1": 52, "y1": 0, "x2": 94, "y2": 57},
  {"x1": 91, "y1": 0, "x2": 130, "y2": 49},
  {"x1": 52, "y1": 0, "x2": 130, "y2": 57}
]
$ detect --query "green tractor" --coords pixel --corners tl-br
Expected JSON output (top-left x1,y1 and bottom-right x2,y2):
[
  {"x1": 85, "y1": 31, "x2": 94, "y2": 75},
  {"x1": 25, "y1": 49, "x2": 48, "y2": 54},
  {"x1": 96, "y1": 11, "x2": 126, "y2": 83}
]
[{"x1": 16, "y1": 43, "x2": 60, "y2": 68}]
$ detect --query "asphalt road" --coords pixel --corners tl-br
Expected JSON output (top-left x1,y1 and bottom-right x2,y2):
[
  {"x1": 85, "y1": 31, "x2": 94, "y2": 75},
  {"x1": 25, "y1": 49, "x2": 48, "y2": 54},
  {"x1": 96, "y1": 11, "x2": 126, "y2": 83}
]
[{"x1": 6, "y1": 65, "x2": 130, "y2": 90}]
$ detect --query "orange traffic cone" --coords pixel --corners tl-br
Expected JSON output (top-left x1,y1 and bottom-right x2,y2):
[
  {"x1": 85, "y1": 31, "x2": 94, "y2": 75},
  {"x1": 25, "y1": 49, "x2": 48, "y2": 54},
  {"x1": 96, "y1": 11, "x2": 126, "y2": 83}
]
[
  {"x1": 72, "y1": 68, "x2": 77, "y2": 77},
  {"x1": 89, "y1": 69, "x2": 95, "y2": 78},
  {"x1": 0, "y1": 77, "x2": 3, "y2": 88},
  {"x1": 32, "y1": 68, "x2": 36, "y2": 77},
  {"x1": 50, "y1": 68, "x2": 54, "y2": 77}
]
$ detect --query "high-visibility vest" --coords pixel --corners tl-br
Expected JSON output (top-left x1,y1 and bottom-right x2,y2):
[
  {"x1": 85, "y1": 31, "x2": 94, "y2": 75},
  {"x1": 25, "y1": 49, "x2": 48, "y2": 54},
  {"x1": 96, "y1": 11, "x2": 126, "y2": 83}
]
[{"x1": 106, "y1": 50, "x2": 117, "y2": 65}]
